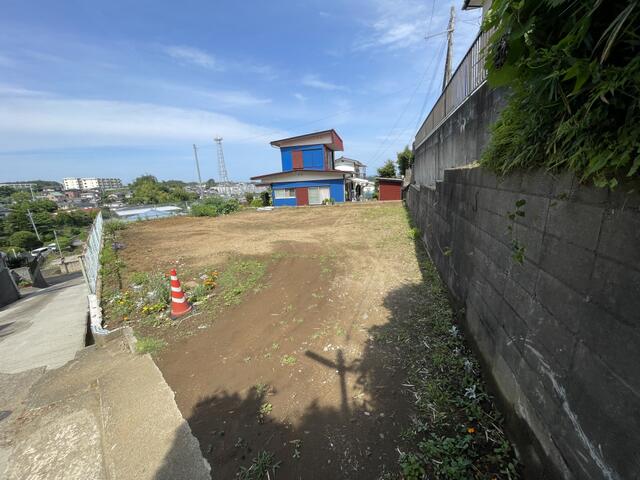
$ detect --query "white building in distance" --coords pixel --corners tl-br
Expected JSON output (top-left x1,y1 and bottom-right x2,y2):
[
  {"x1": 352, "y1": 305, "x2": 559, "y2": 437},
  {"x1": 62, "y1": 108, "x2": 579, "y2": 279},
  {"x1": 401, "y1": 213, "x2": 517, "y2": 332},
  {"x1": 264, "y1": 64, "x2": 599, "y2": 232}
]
[{"x1": 63, "y1": 177, "x2": 123, "y2": 191}]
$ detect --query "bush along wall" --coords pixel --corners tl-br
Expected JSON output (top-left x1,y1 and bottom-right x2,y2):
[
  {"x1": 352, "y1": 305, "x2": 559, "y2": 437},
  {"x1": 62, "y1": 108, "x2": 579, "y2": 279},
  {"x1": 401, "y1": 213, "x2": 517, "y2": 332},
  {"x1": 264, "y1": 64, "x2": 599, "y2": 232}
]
[{"x1": 481, "y1": 0, "x2": 640, "y2": 189}]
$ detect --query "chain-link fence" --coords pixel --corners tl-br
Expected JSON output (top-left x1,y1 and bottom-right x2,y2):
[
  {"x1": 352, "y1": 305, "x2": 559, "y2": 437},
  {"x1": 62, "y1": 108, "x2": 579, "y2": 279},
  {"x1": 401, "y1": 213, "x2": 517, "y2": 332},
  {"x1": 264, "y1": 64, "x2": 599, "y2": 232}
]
[{"x1": 80, "y1": 211, "x2": 103, "y2": 294}]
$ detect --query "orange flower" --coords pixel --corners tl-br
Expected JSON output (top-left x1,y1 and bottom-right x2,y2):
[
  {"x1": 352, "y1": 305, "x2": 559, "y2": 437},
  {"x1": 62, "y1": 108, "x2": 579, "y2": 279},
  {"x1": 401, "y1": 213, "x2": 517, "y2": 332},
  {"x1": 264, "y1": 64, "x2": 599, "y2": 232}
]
[{"x1": 467, "y1": 427, "x2": 475, "y2": 434}]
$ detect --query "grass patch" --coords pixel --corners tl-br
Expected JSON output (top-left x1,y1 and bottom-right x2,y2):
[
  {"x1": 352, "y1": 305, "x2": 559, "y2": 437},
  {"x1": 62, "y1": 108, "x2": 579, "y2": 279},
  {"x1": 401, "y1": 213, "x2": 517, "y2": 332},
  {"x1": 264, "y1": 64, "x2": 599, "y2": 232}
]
[
  {"x1": 281, "y1": 354, "x2": 296, "y2": 366},
  {"x1": 217, "y1": 259, "x2": 266, "y2": 306},
  {"x1": 237, "y1": 450, "x2": 281, "y2": 480},
  {"x1": 254, "y1": 382, "x2": 269, "y2": 396},
  {"x1": 136, "y1": 336, "x2": 167, "y2": 354},
  {"x1": 381, "y1": 254, "x2": 520, "y2": 479},
  {"x1": 257, "y1": 402, "x2": 273, "y2": 423}
]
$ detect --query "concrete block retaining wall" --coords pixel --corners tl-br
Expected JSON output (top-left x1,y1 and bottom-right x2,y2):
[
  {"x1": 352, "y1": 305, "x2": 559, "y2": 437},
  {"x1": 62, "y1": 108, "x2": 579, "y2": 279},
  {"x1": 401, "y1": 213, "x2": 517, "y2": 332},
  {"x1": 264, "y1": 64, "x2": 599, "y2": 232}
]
[
  {"x1": 406, "y1": 169, "x2": 640, "y2": 479},
  {"x1": 412, "y1": 83, "x2": 507, "y2": 187}
]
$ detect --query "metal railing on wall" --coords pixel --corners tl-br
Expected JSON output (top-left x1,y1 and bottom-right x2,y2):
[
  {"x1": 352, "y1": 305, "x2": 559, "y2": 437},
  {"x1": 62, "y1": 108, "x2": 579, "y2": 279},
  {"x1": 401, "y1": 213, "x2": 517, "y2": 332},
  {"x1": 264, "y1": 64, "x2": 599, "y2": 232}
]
[
  {"x1": 414, "y1": 28, "x2": 492, "y2": 148},
  {"x1": 80, "y1": 211, "x2": 103, "y2": 295}
]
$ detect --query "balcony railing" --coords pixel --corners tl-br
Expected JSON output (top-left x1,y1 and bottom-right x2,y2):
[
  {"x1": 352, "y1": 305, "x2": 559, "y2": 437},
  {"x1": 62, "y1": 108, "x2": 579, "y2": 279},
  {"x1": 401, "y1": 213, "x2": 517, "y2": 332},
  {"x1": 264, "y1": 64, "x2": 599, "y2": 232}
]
[{"x1": 414, "y1": 28, "x2": 492, "y2": 147}]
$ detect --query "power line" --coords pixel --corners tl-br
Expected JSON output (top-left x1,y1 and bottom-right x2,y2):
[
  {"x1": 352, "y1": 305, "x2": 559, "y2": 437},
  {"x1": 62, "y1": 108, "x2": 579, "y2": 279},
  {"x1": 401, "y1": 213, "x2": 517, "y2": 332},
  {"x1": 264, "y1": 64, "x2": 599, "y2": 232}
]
[
  {"x1": 368, "y1": 33, "x2": 448, "y2": 166},
  {"x1": 367, "y1": 64, "x2": 433, "y2": 166},
  {"x1": 414, "y1": 37, "x2": 448, "y2": 133},
  {"x1": 426, "y1": 0, "x2": 436, "y2": 37},
  {"x1": 375, "y1": 41, "x2": 448, "y2": 165}
]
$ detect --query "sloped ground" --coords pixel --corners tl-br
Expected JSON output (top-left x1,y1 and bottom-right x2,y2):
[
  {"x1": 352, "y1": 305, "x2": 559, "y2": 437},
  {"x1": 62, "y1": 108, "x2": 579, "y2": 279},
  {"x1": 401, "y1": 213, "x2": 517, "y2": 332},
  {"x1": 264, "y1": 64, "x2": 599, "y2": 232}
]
[
  {"x1": 1, "y1": 329, "x2": 210, "y2": 480},
  {"x1": 111, "y1": 203, "x2": 519, "y2": 479}
]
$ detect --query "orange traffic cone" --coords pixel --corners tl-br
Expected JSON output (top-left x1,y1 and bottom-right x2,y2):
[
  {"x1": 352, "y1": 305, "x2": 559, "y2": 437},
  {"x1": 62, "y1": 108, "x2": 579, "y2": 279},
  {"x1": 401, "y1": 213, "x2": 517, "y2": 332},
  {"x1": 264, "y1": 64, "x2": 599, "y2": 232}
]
[{"x1": 169, "y1": 268, "x2": 193, "y2": 319}]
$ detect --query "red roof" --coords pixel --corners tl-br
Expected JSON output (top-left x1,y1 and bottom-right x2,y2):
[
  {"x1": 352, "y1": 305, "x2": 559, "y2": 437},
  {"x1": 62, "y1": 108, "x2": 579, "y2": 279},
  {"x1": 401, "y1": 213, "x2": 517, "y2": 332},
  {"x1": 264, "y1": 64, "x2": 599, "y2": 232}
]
[
  {"x1": 270, "y1": 129, "x2": 344, "y2": 151},
  {"x1": 251, "y1": 170, "x2": 347, "y2": 181}
]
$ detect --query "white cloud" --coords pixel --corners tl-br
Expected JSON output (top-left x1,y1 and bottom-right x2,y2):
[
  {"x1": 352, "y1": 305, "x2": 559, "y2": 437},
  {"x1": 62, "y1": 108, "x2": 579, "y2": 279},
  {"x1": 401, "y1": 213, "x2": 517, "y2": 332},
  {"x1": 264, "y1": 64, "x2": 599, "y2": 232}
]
[
  {"x1": 0, "y1": 93, "x2": 286, "y2": 151},
  {"x1": 161, "y1": 46, "x2": 278, "y2": 79},
  {"x1": 201, "y1": 89, "x2": 272, "y2": 107},
  {"x1": 293, "y1": 93, "x2": 307, "y2": 102},
  {"x1": 353, "y1": 0, "x2": 484, "y2": 65},
  {"x1": 163, "y1": 45, "x2": 219, "y2": 69},
  {"x1": 377, "y1": 22, "x2": 419, "y2": 47},
  {"x1": 353, "y1": 0, "x2": 441, "y2": 51},
  {"x1": 301, "y1": 74, "x2": 346, "y2": 91},
  {"x1": 0, "y1": 83, "x2": 47, "y2": 97}
]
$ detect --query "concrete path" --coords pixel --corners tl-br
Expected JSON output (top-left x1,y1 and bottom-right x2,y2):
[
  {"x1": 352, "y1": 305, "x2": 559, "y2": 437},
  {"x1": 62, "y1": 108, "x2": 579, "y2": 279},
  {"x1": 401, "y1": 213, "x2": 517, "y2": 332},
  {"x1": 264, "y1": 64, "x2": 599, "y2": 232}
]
[
  {"x1": 1, "y1": 329, "x2": 210, "y2": 480},
  {"x1": 0, "y1": 280, "x2": 210, "y2": 479},
  {"x1": 0, "y1": 273, "x2": 88, "y2": 374}
]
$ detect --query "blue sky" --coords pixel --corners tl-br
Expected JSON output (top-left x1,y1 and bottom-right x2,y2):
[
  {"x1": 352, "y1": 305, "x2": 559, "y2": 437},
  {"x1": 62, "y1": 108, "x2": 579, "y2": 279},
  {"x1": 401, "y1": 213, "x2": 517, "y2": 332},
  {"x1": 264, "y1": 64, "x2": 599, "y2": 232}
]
[{"x1": 0, "y1": 0, "x2": 482, "y2": 184}]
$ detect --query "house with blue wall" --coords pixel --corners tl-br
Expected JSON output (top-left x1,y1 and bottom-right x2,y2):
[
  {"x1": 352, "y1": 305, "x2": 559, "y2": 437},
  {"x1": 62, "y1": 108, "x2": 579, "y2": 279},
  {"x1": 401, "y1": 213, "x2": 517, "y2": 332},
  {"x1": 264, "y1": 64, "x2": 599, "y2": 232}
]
[{"x1": 251, "y1": 130, "x2": 350, "y2": 207}]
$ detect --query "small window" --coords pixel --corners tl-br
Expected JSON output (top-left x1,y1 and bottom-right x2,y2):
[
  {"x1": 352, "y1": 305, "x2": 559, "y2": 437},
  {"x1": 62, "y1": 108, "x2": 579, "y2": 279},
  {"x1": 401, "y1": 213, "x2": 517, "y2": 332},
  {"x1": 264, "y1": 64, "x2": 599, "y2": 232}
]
[{"x1": 274, "y1": 188, "x2": 295, "y2": 199}]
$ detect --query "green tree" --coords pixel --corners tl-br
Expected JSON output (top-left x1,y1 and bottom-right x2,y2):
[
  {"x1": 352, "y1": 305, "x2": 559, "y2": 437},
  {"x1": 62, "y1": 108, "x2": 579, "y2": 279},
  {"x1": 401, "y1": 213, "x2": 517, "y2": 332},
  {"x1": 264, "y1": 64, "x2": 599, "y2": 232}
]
[
  {"x1": 6, "y1": 199, "x2": 58, "y2": 234},
  {"x1": 9, "y1": 231, "x2": 41, "y2": 250},
  {"x1": 128, "y1": 175, "x2": 197, "y2": 204},
  {"x1": 397, "y1": 146, "x2": 414, "y2": 176},
  {"x1": 0, "y1": 186, "x2": 15, "y2": 199},
  {"x1": 55, "y1": 210, "x2": 95, "y2": 227},
  {"x1": 377, "y1": 160, "x2": 396, "y2": 178},
  {"x1": 11, "y1": 191, "x2": 31, "y2": 203},
  {"x1": 56, "y1": 235, "x2": 72, "y2": 251}
]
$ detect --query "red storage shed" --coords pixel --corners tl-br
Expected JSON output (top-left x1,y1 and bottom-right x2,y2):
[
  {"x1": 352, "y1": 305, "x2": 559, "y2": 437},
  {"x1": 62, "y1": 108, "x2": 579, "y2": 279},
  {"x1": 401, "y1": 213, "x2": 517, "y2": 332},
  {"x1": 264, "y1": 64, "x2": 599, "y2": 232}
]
[{"x1": 377, "y1": 177, "x2": 403, "y2": 201}]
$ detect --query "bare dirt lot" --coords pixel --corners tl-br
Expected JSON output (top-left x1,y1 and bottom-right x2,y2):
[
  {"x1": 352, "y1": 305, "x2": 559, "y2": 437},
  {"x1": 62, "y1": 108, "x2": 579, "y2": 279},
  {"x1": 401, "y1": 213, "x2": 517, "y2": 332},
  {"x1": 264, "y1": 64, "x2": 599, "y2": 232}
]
[{"x1": 106, "y1": 202, "x2": 518, "y2": 479}]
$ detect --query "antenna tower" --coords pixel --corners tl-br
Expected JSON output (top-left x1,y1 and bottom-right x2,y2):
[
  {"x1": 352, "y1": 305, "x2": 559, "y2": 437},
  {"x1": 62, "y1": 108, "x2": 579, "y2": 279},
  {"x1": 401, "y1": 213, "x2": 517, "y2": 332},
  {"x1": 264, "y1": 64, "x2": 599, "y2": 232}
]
[{"x1": 214, "y1": 136, "x2": 229, "y2": 183}]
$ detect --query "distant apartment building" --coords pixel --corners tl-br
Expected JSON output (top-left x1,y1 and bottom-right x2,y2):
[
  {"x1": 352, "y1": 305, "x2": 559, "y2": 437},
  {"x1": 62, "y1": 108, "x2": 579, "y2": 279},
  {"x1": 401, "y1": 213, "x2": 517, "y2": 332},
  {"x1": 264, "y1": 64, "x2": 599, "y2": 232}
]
[
  {"x1": 63, "y1": 177, "x2": 123, "y2": 191},
  {"x1": 63, "y1": 178, "x2": 81, "y2": 190}
]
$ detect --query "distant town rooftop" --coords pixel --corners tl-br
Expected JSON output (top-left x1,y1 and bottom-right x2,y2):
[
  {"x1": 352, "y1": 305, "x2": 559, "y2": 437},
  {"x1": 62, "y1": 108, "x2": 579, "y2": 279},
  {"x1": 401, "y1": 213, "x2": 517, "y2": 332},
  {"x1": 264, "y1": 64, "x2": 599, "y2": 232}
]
[{"x1": 270, "y1": 129, "x2": 344, "y2": 151}]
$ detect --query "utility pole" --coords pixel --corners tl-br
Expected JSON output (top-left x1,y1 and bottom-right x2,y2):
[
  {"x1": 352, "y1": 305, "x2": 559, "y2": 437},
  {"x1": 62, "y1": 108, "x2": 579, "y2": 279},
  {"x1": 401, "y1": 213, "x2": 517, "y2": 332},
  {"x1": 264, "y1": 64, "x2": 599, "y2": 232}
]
[
  {"x1": 53, "y1": 229, "x2": 63, "y2": 258},
  {"x1": 192, "y1": 144, "x2": 204, "y2": 198},
  {"x1": 442, "y1": 5, "x2": 456, "y2": 91},
  {"x1": 29, "y1": 184, "x2": 35, "y2": 201},
  {"x1": 26, "y1": 209, "x2": 41, "y2": 241}
]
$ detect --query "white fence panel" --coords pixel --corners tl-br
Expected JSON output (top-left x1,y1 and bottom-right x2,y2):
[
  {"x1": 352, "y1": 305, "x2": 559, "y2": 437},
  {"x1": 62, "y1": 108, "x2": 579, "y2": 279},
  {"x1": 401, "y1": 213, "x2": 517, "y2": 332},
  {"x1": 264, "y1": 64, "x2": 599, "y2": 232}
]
[
  {"x1": 80, "y1": 211, "x2": 103, "y2": 294},
  {"x1": 414, "y1": 28, "x2": 492, "y2": 148}
]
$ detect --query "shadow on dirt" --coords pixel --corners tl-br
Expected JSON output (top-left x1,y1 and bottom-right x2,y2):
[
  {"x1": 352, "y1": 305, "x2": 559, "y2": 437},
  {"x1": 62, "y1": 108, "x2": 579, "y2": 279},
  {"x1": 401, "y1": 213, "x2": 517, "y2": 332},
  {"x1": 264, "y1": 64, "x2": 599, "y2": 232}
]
[
  {"x1": 154, "y1": 208, "x2": 520, "y2": 479},
  {"x1": 155, "y1": 336, "x2": 413, "y2": 479},
  {"x1": 152, "y1": 224, "x2": 431, "y2": 479}
]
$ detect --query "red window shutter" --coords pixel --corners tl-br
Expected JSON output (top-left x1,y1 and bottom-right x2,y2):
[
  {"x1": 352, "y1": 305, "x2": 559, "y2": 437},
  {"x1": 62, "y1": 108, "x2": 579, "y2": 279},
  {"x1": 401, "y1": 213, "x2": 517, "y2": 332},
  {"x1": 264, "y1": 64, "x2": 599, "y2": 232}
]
[{"x1": 292, "y1": 150, "x2": 303, "y2": 170}]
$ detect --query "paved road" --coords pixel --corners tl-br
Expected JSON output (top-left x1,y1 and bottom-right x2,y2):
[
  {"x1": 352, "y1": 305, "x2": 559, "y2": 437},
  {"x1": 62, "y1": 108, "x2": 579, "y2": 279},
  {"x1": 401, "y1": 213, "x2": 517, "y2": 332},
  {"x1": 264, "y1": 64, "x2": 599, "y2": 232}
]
[{"x1": 0, "y1": 273, "x2": 88, "y2": 374}]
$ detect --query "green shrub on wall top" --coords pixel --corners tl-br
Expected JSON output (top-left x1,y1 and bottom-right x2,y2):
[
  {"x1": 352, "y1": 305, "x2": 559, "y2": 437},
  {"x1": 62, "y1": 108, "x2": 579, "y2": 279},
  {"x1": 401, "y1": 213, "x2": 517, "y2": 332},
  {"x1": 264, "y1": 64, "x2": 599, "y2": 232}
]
[{"x1": 481, "y1": 0, "x2": 640, "y2": 189}]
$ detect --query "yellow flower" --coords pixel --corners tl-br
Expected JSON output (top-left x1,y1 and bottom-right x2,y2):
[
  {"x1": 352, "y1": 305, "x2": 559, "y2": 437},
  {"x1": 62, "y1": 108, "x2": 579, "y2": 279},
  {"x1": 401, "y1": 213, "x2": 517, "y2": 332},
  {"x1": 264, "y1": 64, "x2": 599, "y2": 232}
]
[{"x1": 467, "y1": 427, "x2": 475, "y2": 434}]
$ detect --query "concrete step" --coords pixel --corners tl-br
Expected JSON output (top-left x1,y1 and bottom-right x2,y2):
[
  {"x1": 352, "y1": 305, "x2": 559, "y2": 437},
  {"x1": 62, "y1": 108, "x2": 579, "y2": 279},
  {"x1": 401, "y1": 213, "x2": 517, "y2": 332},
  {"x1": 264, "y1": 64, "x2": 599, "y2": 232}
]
[{"x1": 2, "y1": 328, "x2": 210, "y2": 480}]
